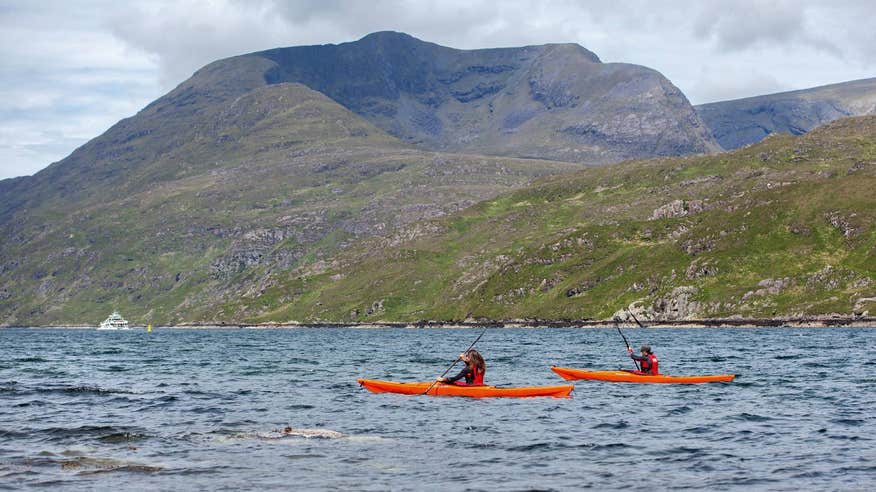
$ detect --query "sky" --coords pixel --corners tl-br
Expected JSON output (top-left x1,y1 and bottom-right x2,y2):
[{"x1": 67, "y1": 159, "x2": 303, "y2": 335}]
[{"x1": 1, "y1": 0, "x2": 875, "y2": 180}]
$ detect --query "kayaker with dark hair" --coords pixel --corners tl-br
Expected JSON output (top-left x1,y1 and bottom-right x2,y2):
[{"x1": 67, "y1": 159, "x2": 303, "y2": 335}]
[
  {"x1": 627, "y1": 345, "x2": 659, "y2": 375},
  {"x1": 437, "y1": 349, "x2": 486, "y2": 385}
]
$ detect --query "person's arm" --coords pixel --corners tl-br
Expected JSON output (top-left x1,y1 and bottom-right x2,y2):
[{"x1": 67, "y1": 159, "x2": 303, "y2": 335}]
[
  {"x1": 629, "y1": 353, "x2": 647, "y2": 362},
  {"x1": 442, "y1": 366, "x2": 472, "y2": 384}
]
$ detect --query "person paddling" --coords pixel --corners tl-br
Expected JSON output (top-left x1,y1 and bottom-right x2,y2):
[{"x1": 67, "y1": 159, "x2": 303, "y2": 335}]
[
  {"x1": 627, "y1": 345, "x2": 659, "y2": 375},
  {"x1": 436, "y1": 349, "x2": 486, "y2": 386}
]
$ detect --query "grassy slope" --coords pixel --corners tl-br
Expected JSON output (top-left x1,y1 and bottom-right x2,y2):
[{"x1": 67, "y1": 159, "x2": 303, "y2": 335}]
[
  {"x1": 0, "y1": 84, "x2": 578, "y2": 325},
  {"x1": 248, "y1": 116, "x2": 876, "y2": 323}
]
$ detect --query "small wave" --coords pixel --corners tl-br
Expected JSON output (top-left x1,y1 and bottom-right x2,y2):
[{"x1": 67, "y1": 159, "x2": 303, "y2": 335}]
[
  {"x1": 136, "y1": 395, "x2": 178, "y2": 411},
  {"x1": 0, "y1": 428, "x2": 29, "y2": 439},
  {"x1": 592, "y1": 442, "x2": 630, "y2": 451},
  {"x1": 734, "y1": 412, "x2": 772, "y2": 422},
  {"x1": 59, "y1": 457, "x2": 162, "y2": 474},
  {"x1": 656, "y1": 446, "x2": 703, "y2": 457},
  {"x1": 667, "y1": 405, "x2": 692, "y2": 415},
  {"x1": 284, "y1": 453, "x2": 328, "y2": 460},
  {"x1": 35, "y1": 385, "x2": 135, "y2": 396},
  {"x1": 830, "y1": 418, "x2": 864, "y2": 426},
  {"x1": 15, "y1": 357, "x2": 47, "y2": 363},
  {"x1": 827, "y1": 434, "x2": 861, "y2": 441},
  {"x1": 93, "y1": 348, "x2": 124, "y2": 355},
  {"x1": 14, "y1": 400, "x2": 48, "y2": 408},
  {"x1": 506, "y1": 442, "x2": 553, "y2": 452},
  {"x1": 40, "y1": 425, "x2": 147, "y2": 443},
  {"x1": 286, "y1": 358, "x2": 318, "y2": 365},
  {"x1": 591, "y1": 421, "x2": 629, "y2": 430},
  {"x1": 681, "y1": 426, "x2": 712, "y2": 434},
  {"x1": 97, "y1": 432, "x2": 149, "y2": 444},
  {"x1": 286, "y1": 404, "x2": 315, "y2": 410}
]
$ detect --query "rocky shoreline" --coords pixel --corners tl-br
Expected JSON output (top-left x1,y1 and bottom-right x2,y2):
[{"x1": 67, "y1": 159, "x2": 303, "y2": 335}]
[{"x1": 8, "y1": 315, "x2": 876, "y2": 329}]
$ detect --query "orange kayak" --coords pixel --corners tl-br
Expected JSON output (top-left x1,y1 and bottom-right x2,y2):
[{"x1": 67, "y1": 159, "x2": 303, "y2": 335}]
[
  {"x1": 551, "y1": 367, "x2": 735, "y2": 384},
  {"x1": 357, "y1": 378, "x2": 573, "y2": 398}
]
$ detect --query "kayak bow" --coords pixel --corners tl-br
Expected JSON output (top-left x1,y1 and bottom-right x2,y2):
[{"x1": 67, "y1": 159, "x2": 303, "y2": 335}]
[
  {"x1": 357, "y1": 378, "x2": 573, "y2": 398},
  {"x1": 551, "y1": 367, "x2": 734, "y2": 384}
]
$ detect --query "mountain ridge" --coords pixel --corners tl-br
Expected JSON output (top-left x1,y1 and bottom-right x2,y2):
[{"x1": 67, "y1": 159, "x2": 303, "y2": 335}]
[
  {"x1": 696, "y1": 77, "x2": 876, "y2": 150},
  {"x1": 233, "y1": 31, "x2": 720, "y2": 163}
]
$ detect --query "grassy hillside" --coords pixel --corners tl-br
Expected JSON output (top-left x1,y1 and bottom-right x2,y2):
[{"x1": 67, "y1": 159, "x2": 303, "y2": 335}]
[
  {"x1": 0, "y1": 83, "x2": 577, "y2": 326},
  {"x1": 240, "y1": 116, "x2": 876, "y2": 323}
]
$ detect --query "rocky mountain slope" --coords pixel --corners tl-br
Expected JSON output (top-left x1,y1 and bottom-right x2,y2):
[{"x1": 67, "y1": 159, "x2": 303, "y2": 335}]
[
  {"x1": 0, "y1": 83, "x2": 577, "y2": 325},
  {"x1": 185, "y1": 31, "x2": 719, "y2": 164},
  {"x1": 697, "y1": 77, "x2": 876, "y2": 150},
  {"x1": 237, "y1": 116, "x2": 876, "y2": 324}
]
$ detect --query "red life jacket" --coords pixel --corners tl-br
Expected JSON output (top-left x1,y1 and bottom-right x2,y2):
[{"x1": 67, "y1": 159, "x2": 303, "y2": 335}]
[
  {"x1": 644, "y1": 353, "x2": 659, "y2": 375},
  {"x1": 472, "y1": 366, "x2": 485, "y2": 385}
]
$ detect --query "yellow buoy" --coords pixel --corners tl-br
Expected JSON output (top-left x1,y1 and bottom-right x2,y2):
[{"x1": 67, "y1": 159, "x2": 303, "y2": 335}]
[{"x1": 147, "y1": 324, "x2": 152, "y2": 333}]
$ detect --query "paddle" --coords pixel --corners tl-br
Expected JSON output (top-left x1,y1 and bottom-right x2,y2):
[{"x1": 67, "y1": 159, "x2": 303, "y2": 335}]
[
  {"x1": 615, "y1": 314, "x2": 641, "y2": 372},
  {"x1": 627, "y1": 309, "x2": 646, "y2": 329},
  {"x1": 422, "y1": 326, "x2": 488, "y2": 395}
]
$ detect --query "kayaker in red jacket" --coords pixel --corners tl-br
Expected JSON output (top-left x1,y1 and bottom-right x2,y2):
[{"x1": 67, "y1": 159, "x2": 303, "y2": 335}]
[
  {"x1": 627, "y1": 345, "x2": 659, "y2": 375},
  {"x1": 437, "y1": 349, "x2": 486, "y2": 385}
]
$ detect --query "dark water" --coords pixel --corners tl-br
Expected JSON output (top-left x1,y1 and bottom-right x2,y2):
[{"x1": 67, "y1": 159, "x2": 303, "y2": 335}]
[{"x1": 1, "y1": 327, "x2": 874, "y2": 490}]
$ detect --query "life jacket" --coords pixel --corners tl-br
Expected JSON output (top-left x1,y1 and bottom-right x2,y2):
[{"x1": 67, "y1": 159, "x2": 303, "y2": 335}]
[
  {"x1": 642, "y1": 353, "x2": 659, "y2": 375},
  {"x1": 471, "y1": 366, "x2": 485, "y2": 385}
]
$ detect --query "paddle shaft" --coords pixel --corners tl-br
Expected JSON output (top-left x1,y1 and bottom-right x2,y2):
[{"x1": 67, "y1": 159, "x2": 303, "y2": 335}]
[
  {"x1": 422, "y1": 326, "x2": 488, "y2": 395},
  {"x1": 616, "y1": 315, "x2": 641, "y2": 372},
  {"x1": 628, "y1": 310, "x2": 646, "y2": 329}
]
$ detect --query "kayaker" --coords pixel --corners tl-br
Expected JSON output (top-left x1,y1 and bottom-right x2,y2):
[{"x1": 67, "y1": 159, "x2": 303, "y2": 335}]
[
  {"x1": 436, "y1": 349, "x2": 486, "y2": 385},
  {"x1": 627, "y1": 345, "x2": 659, "y2": 375}
]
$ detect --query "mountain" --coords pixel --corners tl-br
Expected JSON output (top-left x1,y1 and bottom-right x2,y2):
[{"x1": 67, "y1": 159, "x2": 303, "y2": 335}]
[
  {"x1": 0, "y1": 82, "x2": 577, "y2": 325},
  {"x1": 240, "y1": 116, "x2": 876, "y2": 324},
  {"x1": 182, "y1": 31, "x2": 719, "y2": 164},
  {"x1": 0, "y1": 32, "x2": 727, "y2": 325},
  {"x1": 697, "y1": 77, "x2": 876, "y2": 150}
]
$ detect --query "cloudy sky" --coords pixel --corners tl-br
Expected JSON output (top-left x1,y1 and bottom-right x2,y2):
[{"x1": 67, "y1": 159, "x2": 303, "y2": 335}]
[{"x1": 2, "y1": 0, "x2": 875, "y2": 180}]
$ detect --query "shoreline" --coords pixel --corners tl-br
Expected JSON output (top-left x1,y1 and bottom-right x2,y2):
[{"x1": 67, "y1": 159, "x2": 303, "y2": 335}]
[{"x1": 5, "y1": 316, "x2": 876, "y2": 329}]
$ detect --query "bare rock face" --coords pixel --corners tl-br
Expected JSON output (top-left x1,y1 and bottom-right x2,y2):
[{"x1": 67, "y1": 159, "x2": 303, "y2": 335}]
[
  {"x1": 650, "y1": 199, "x2": 705, "y2": 220},
  {"x1": 249, "y1": 32, "x2": 719, "y2": 165},
  {"x1": 696, "y1": 77, "x2": 876, "y2": 150},
  {"x1": 614, "y1": 286, "x2": 702, "y2": 321},
  {"x1": 685, "y1": 259, "x2": 719, "y2": 280},
  {"x1": 742, "y1": 278, "x2": 794, "y2": 300},
  {"x1": 652, "y1": 286, "x2": 702, "y2": 320},
  {"x1": 826, "y1": 211, "x2": 859, "y2": 238}
]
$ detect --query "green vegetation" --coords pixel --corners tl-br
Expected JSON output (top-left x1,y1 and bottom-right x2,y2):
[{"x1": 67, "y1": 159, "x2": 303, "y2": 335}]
[
  {"x1": 0, "y1": 83, "x2": 576, "y2": 325},
  {"x1": 246, "y1": 117, "x2": 876, "y2": 323},
  {"x1": 2, "y1": 76, "x2": 874, "y2": 325}
]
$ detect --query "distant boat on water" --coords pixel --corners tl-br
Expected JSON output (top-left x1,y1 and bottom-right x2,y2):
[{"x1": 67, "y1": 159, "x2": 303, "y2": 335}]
[{"x1": 98, "y1": 311, "x2": 129, "y2": 330}]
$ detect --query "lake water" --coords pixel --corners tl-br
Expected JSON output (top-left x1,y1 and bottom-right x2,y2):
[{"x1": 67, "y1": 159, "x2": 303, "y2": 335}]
[{"x1": 1, "y1": 327, "x2": 874, "y2": 490}]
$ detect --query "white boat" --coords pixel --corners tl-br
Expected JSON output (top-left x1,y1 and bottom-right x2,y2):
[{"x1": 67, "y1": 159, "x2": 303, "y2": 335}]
[{"x1": 98, "y1": 311, "x2": 129, "y2": 330}]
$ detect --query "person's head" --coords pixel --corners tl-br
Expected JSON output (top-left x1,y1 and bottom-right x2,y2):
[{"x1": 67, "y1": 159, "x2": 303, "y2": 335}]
[
  {"x1": 463, "y1": 349, "x2": 486, "y2": 372},
  {"x1": 283, "y1": 426, "x2": 292, "y2": 433},
  {"x1": 640, "y1": 345, "x2": 652, "y2": 355}
]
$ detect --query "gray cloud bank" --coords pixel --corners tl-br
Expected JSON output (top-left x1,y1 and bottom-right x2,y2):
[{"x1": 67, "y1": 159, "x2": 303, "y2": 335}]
[{"x1": 1, "y1": 0, "x2": 875, "y2": 179}]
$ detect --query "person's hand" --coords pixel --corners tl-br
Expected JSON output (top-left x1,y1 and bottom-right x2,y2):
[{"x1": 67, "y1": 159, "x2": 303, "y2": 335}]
[
  {"x1": 627, "y1": 347, "x2": 633, "y2": 353},
  {"x1": 436, "y1": 377, "x2": 446, "y2": 382},
  {"x1": 458, "y1": 352, "x2": 466, "y2": 360}
]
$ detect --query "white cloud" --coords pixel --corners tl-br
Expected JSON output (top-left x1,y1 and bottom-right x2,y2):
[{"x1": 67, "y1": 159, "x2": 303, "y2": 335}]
[{"x1": 1, "y1": 0, "x2": 875, "y2": 179}]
